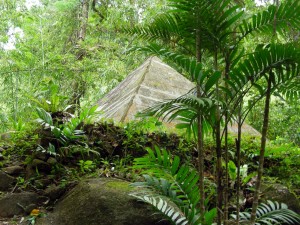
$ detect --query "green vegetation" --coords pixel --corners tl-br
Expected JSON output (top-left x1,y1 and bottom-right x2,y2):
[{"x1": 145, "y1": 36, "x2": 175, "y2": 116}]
[{"x1": 0, "y1": 0, "x2": 300, "y2": 225}]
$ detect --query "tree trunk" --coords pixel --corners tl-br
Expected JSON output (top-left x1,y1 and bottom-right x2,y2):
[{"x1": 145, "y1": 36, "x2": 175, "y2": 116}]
[
  {"x1": 250, "y1": 73, "x2": 273, "y2": 224},
  {"x1": 224, "y1": 124, "x2": 229, "y2": 225},
  {"x1": 196, "y1": 23, "x2": 205, "y2": 225},
  {"x1": 251, "y1": 0, "x2": 278, "y2": 221},
  {"x1": 77, "y1": 0, "x2": 89, "y2": 42},
  {"x1": 214, "y1": 50, "x2": 223, "y2": 225},
  {"x1": 69, "y1": 0, "x2": 90, "y2": 113},
  {"x1": 215, "y1": 121, "x2": 223, "y2": 225},
  {"x1": 223, "y1": 53, "x2": 231, "y2": 225},
  {"x1": 235, "y1": 102, "x2": 243, "y2": 225}
]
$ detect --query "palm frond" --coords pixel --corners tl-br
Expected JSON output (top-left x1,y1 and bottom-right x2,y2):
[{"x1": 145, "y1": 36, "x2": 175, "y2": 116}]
[
  {"x1": 137, "y1": 89, "x2": 219, "y2": 136},
  {"x1": 227, "y1": 44, "x2": 300, "y2": 98},
  {"x1": 129, "y1": 194, "x2": 189, "y2": 225},
  {"x1": 135, "y1": 43, "x2": 204, "y2": 83},
  {"x1": 275, "y1": 76, "x2": 300, "y2": 102},
  {"x1": 231, "y1": 200, "x2": 300, "y2": 225},
  {"x1": 131, "y1": 146, "x2": 209, "y2": 225},
  {"x1": 124, "y1": 13, "x2": 182, "y2": 44},
  {"x1": 238, "y1": 0, "x2": 300, "y2": 40}
]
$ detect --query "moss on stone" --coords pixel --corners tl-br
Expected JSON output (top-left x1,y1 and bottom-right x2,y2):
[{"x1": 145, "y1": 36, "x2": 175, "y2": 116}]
[{"x1": 105, "y1": 180, "x2": 132, "y2": 191}]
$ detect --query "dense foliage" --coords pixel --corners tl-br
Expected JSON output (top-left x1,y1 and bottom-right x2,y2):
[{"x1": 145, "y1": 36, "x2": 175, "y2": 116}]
[
  {"x1": 0, "y1": 0, "x2": 166, "y2": 132},
  {"x1": 0, "y1": 0, "x2": 300, "y2": 225}
]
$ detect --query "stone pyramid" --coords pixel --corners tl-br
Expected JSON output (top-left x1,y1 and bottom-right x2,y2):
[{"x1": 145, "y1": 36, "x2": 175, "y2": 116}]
[
  {"x1": 97, "y1": 56, "x2": 194, "y2": 122},
  {"x1": 97, "y1": 56, "x2": 261, "y2": 136}
]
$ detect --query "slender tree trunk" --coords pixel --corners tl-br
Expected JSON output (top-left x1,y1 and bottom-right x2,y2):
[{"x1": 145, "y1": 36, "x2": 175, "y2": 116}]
[
  {"x1": 216, "y1": 121, "x2": 223, "y2": 225},
  {"x1": 214, "y1": 50, "x2": 223, "y2": 225},
  {"x1": 77, "y1": 0, "x2": 89, "y2": 42},
  {"x1": 235, "y1": 101, "x2": 243, "y2": 225},
  {"x1": 196, "y1": 24, "x2": 205, "y2": 225},
  {"x1": 250, "y1": 73, "x2": 273, "y2": 224},
  {"x1": 251, "y1": 0, "x2": 278, "y2": 222},
  {"x1": 197, "y1": 90, "x2": 205, "y2": 224},
  {"x1": 69, "y1": 0, "x2": 90, "y2": 113},
  {"x1": 223, "y1": 54, "x2": 231, "y2": 225},
  {"x1": 224, "y1": 124, "x2": 229, "y2": 225}
]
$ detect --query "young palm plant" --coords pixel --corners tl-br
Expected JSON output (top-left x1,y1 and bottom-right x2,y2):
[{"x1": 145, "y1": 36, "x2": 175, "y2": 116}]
[
  {"x1": 231, "y1": 200, "x2": 300, "y2": 225},
  {"x1": 130, "y1": 146, "x2": 216, "y2": 225},
  {"x1": 125, "y1": 0, "x2": 300, "y2": 224}
]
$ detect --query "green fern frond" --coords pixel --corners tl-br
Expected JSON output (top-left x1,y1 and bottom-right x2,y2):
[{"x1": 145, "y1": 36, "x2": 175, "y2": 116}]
[
  {"x1": 143, "y1": 93, "x2": 213, "y2": 120},
  {"x1": 238, "y1": 0, "x2": 300, "y2": 39},
  {"x1": 134, "y1": 43, "x2": 205, "y2": 83},
  {"x1": 129, "y1": 194, "x2": 189, "y2": 225},
  {"x1": 228, "y1": 44, "x2": 300, "y2": 97},
  {"x1": 132, "y1": 147, "x2": 207, "y2": 224},
  {"x1": 276, "y1": 76, "x2": 300, "y2": 102},
  {"x1": 231, "y1": 200, "x2": 300, "y2": 225},
  {"x1": 124, "y1": 13, "x2": 182, "y2": 43}
]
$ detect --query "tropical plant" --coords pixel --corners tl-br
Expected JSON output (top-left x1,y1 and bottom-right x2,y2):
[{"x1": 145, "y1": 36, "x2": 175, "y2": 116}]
[
  {"x1": 78, "y1": 160, "x2": 96, "y2": 173},
  {"x1": 0, "y1": 0, "x2": 166, "y2": 133},
  {"x1": 126, "y1": 1, "x2": 300, "y2": 224},
  {"x1": 230, "y1": 200, "x2": 300, "y2": 225},
  {"x1": 130, "y1": 146, "x2": 216, "y2": 225},
  {"x1": 29, "y1": 79, "x2": 70, "y2": 113},
  {"x1": 35, "y1": 105, "x2": 99, "y2": 148}
]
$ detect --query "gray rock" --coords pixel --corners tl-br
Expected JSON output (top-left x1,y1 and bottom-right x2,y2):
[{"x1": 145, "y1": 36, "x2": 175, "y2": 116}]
[
  {"x1": 0, "y1": 132, "x2": 12, "y2": 140},
  {"x1": 262, "y1": 182, "x2": 300, "y2": 214},
  {"x1": 34, "y1": 178, "x2": 52, "y2": 189},
  {"x1": 46, "y1": 157, "x2": 57, "y2": 165},
  {"x1": 31, "y1": 159, "x2": 51, "y2": 173},
  {"x1": 0, "y1": 192, "x2": 41, "y2": 217},
  {"x1": 36, "y1": 178, "x2": 171, "y2": 225},
  {"x1": 0, "y1": 170, "x2": 16, "y2": 191},
  {"x1": 3, "y1": 165, "x2": 24, "y2": 176},
  {"x1": 25, "y1": 165, "x2": 36, "y2": 179},
  {"x1": 24, "y1": 204, "x2": 38, "y2": 214},
  {"x1": 43, "y1": 184, "x2": 67, "y2": 201},
  {"x1": 34, "y1": 152, "x2": 47, "y2": 161}
]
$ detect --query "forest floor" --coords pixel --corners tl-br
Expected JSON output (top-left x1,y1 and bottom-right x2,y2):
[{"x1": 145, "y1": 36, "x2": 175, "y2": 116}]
[{"x1": 0, "y1": 121, "x2": 299, "y2": 224}]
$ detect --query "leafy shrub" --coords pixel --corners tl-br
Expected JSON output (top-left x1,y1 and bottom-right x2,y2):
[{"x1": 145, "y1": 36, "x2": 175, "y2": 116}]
[
  {"x1": 130, "y1": 146, "x2": 216, "y2": 225},
  {"x1": 35, "y1": 105, "x2": 100, "y2": 156}
]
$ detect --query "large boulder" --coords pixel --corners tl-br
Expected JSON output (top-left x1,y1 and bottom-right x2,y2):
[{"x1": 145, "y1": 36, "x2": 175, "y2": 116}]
[
  {"x1": 37, "y1": 178, "x2": 171, "y2": 225},
  {"x1": 0, "y1": 192, "x2": 46, "y2": 217},
  {"x1": 0, "y1": 170, "x2": 16, "y2": 191},
  {"x1": 3, "y1": 165, "x2": 24, "y2": 176},
  {"x1": 261, "y1": 182, "x2": 300, "y2": 214}
]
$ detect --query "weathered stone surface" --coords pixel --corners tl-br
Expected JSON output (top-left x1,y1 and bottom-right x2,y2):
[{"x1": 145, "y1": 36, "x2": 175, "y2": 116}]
[
  {"x1": 0, "y1": 192, "x2": 41, "y2": 217},
  {"x1": 25, "y1": 165, "x2": 36, "y2": 179},
  {"x1": 36, "y1": 178, "x2": 171, "y2": 225},
  {"x1": 0, "y1": 132, "x2": 13, "y2": 140},
  {"x1": 0, "y1": 170, "x2": 15, "y2": 191},
  {"x1": 43, "y1": 184, "x2": 67, "y2": 201},
  {"x1": 31, "y1": 159, "x2": 51, "y2": 173},
  {"x1": 24, "y1": 204, "x2": 38, "y2": 214},
  {"x1": 3, "y1": 165, "x2": 24, "y2": 176},
  {"x1": 34, "y1": 152, "x2": 48, "y2": 161},
  {"x1": 97, "y1": 57, "x2": 194, "y2": 124},
  {"x1": 261, "y1": 182, "x2": 300, "y2": 214},
  {"x1": 97, "y1": 57, "x2": 260, "y2": 136},
  {"x1": 34, "y1": 178, "x2": 52, "y2": 189},
  {"x1": 46, "y1": 157, "x2": 57, "y2": 165}
]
